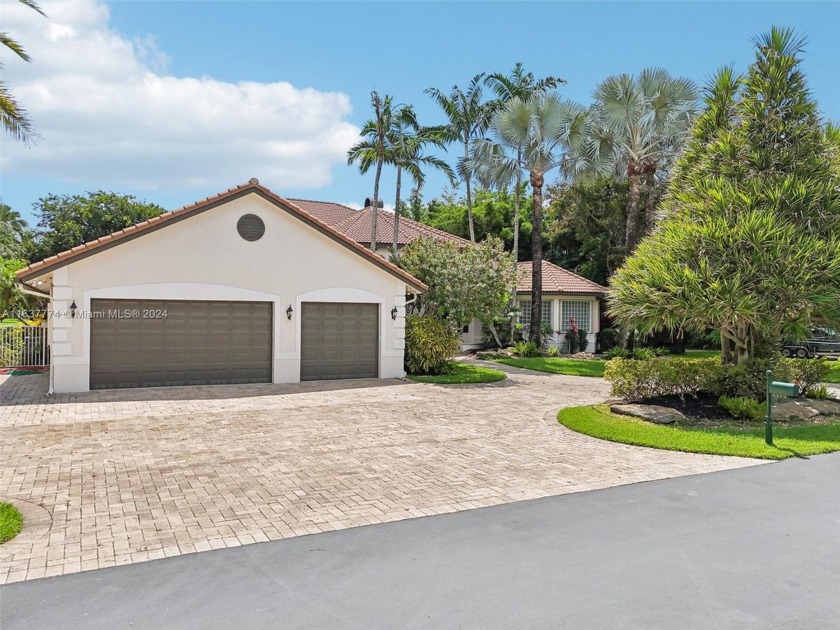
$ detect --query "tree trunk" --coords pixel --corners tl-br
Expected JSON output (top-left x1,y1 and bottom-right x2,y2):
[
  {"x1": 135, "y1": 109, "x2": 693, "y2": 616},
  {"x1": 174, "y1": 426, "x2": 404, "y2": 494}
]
[
  {"x1": 625, "y1": 161, "x2": 643, "y2": 253},
  {"x1": 529, "y1": 170, "x2": 544, "y2": 345},
  {"x1": 721, "y1": 329, "x2": 731, "y2": 365},
  {"x1": 393, "y1": 165, "x2": 402, "y2": 255},
  {"x1": 644, "y1": 163, "x2": 658, "y2": 234},
  {"x1": 510, "y1": 161, "x2": 522, "y2": 342},
  {"x1": 464, "y1": 140, "x2": 476, "y2": 242},
  {"x1": 371, "y1": 157, "x2": 382, "y2": 252},
  {"x1": 488, "y1": 321, "x2": 503, "y2": 348}
]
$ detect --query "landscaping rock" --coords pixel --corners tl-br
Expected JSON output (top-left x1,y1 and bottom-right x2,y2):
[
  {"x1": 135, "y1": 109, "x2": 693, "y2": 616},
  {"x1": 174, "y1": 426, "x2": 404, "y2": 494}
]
[
  {"x1": 772, "y1": 398, "x2": 840, "y2": 421},
  {"x1": 610, "y1": 404, "x2": 686, "y2": 425}
]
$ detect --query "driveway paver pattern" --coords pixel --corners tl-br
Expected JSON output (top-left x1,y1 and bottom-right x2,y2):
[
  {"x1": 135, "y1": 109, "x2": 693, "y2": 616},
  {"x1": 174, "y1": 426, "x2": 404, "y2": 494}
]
[{"x1": 0, "y1": 363, "x2": 762, "y2": 584}]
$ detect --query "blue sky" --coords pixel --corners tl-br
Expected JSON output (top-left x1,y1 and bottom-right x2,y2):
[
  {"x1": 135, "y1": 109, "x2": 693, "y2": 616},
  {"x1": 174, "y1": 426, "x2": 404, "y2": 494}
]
[{"x1": 2, "y1": 1, "x2": 839, "y2": 225}]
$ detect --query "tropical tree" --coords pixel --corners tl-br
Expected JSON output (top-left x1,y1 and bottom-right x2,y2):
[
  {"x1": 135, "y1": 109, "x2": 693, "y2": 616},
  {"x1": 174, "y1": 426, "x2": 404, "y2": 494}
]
[
  {"x1": 475, "y1": 65, "x2": 565, "y2": 264},
  {"x1": 0, "y1": 202, "x2": 30, "y2": 258},
  {"x1": 1, "y1": 0, "x2": 47, "y2": 143},
  {"x1": 566, "y1": 69, "x2": 699, "y2": 252},
  {"x1": 31, "y1": 191, "x2": 164, "y2": 261},
  {"x1": 0, "y1": 257, "x2": 32, "y2": 313},
  {"x1": 608, "y1": 28, "x2": 840, "y2": 366},
  {"x1": 486, "y1": 94, "x2": 586, "y2": 344},
  {"x1": 397, "y1": 236, "x2": 517, "y2": 346},
  {"x1": 388, "y1": 108, "x2": 454, "y2": 253},
  {"x1": 347, "y1": 91, "x2": 395, "y2": 251},
  {"x1": 544, "y1": 177, "x2": 633, "y2": 286},
  {"x1": 425, "y1": 74, "x2": 489, "y2": 242}
]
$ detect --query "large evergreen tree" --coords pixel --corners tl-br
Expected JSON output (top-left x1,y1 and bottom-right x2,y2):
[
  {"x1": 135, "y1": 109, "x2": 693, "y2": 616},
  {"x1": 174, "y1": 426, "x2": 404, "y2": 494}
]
[{"x1": 608, "y1": 28, "x2": 840, "y2": 365}]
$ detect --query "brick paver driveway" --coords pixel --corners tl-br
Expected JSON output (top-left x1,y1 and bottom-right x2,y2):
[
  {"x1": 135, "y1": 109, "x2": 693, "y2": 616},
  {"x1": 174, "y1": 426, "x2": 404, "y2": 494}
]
[{"x1": 0, "y1": 363, "x2": 762, "y2": 584}]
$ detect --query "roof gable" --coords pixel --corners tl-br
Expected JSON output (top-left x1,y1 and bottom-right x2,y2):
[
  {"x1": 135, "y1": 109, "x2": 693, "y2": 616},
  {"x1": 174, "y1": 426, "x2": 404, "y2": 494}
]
[{"x1": 16, "y1": 180, "x2": 427, "y2": 292}]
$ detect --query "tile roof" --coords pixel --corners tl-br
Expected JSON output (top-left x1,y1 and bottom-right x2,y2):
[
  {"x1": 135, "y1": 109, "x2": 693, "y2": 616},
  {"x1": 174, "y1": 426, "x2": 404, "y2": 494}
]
[
  {"x1": 516, "y1": 260, "x2": 607, "y2": 295},
  {"x1": 285, "y1": 199, "x2": 357, "y2": 226},
  {"x1": 16, "y1": 179, "x2": 427, "y2": 292},
  {"x1": 333, "y1": 207, "x2": 471, "y2": 247}
]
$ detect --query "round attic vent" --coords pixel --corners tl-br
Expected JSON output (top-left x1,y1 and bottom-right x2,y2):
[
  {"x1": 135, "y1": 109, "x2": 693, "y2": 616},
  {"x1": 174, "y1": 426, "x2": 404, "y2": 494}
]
[{"x1": 237, "y1": 214, "x2": 265, "y2": 241}]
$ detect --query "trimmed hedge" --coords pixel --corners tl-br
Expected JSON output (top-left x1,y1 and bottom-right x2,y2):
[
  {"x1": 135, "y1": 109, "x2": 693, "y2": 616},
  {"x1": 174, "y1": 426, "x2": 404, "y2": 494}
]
[
  {"x1": 604, "y1": 357, "x2": 722, "y2": 401},
  {"x1": 605, "y1": 356, "x2": 832, "y2": 402}
]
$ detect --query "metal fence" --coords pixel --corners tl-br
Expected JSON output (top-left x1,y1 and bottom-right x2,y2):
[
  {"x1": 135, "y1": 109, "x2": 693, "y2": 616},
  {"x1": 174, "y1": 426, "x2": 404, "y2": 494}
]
[{"x1": 0, "y1": 325, "x2": 50, "y2": 367}]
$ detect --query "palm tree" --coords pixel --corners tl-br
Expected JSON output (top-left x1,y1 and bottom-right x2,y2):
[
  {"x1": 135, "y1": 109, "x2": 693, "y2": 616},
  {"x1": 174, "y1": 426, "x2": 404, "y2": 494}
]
[
  {"x1": 425, "y1": 74, "x2": 489, "y2": 242},
  {"x1": 389, "y1": 109, "x2": 454, "y2": 253},
  {"x1": 0, "y1": 203, "x2": 27, "y2": 234},
  {"x1": 480, "y1": 65, "x2": 566, "y2": 261},
  {"x1": 567, "y1": 69, "x2": 699, "y2": 252},
  {"x1": 1, "y1": 0, "x2": 46, "y2": 143},
  {"x1": 347, "y1": 91, "x2": 396, "y2": 251},
  {"x1": 488, "y1": 94, "x2": 587, "y2": 344}
]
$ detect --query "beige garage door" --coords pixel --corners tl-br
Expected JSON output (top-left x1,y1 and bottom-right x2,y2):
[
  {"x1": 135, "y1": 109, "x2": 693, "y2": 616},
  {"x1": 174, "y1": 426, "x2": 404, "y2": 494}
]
[
  {"x1": 90, "y1": 299, "x2": 272, "y2": 389},
  {"x1": 300, "y1": 302, "x2": 379, "y2": 381}
]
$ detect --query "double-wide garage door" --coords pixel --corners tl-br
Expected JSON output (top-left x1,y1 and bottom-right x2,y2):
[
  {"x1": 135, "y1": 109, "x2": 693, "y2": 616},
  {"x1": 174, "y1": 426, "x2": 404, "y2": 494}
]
[
  {"x1": 300, "y1": 302, "x2": 379, "y2": 381},
  {"x1": 90, "y1": 299, "x2": 273, "y2": 389}
]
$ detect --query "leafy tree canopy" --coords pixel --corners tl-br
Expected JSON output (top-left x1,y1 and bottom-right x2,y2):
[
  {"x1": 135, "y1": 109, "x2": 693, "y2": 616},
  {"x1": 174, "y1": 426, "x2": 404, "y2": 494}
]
[
  {"x1": 608, "y1": 27, "x2": 840, "y2": 365},
  {"x1": 31, "y1": 191, "x2": 164, "y2": 261},
  {"x1": 420, "y1": 188, "x2": 533, "y2": 259},
  {"x1": 397, "y1": 236, "x2": 517, "y2": 335},
  {"x1": 545, "y1": 177, "x2": 634, "y2": 286}
]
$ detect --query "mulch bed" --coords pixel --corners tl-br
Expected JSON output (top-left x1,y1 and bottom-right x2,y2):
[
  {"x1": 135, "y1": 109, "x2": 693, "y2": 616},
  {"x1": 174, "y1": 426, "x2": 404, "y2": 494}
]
[{"x1": 642, "y1": 393, "x2": 731, "y2": 421}]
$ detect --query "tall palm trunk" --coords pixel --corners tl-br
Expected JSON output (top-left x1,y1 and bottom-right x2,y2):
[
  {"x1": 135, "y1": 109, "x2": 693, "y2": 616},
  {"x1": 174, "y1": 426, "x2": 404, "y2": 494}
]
[
  {"x1": 509, "y1": 155, "x2": 522, "y2": 341},
  {"x1": 624, "y1": 161, "x2": 644, "y2": 252},
  {"x1": 643, "y1": 163, "x2": 658, "y2": 234},
  {"x1": 371, "y1": 157, "x2": 382, "y2": 252},
  {"x1": 464, "y1": 140, "x2": 476, "y2": 242},
  {"x1": 392, "y1": 165, "x2": 403, "y2": 255},
  {"x1": 529, "y1": 170, "x2": 544, "y2": 345}
]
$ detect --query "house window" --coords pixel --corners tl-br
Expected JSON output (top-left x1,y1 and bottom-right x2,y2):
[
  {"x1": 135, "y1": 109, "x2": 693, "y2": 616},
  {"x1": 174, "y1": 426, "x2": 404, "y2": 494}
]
[
  {"x1": 560, "y1": 301, "x2": 591, "y2": 332},
  {"x1": 462, "y1": 324, "x2": 470, "y2": 334},
  {"x1": 518, "y1": 300, "x2": 552, "y2": 326}
]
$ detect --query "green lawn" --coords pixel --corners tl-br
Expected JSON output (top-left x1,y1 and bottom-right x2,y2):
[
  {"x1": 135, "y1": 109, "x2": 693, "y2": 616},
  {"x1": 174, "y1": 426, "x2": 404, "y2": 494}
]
[
  {"x1": 558, "y1": 405, "x2": 840, "y2": 460},
  {"x1": 408, "y1": 362, "x2": 507, "y2": 384},
  {"x1": 0, "y1": 502, "x2": 23, "y2": 544},
  {"x1": 494, "y1": 357, "x2": 607, "y2": 377}
]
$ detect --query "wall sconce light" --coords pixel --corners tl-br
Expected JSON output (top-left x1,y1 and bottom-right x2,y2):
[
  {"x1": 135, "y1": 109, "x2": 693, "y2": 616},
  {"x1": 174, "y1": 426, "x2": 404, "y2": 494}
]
[
  {"x1": 391, "y1": 306, "x2": 398, "y2": 321},
  {"x1": 70, "y1": 300, "x2": 77, "y2": 319},
  {"x1": 286, "y1": 305, "x2": 293, "y2": 320}
]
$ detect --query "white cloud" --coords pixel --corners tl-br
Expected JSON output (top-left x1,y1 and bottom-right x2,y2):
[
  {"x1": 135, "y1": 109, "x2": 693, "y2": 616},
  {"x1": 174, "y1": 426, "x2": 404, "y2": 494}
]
[{"x1": 1, "y1": 0, "x2": 359, "y2": 191}]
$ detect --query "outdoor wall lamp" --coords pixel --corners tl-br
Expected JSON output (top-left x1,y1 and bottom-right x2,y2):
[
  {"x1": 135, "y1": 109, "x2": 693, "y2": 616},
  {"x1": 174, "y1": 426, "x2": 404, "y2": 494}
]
[
  {"x1": 286, "y1": 305, "x2": 293, "y2": 320},
  {"x1": 391, "y1": 306, "x2": 398, "y2": 321},
  {"x1": 69, "y1": 300, "x2": 77, "y2": 319}
]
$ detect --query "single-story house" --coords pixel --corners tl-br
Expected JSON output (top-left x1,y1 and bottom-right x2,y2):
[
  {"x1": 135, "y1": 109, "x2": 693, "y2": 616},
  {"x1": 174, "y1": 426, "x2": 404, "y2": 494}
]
[
  {"x1": 293, "y1": 201, "x2": 606, "y2": 352},
  {"x1": 15, "y1": 179, "x2": 427, "y2": 393},
  {"x1": 460, "y1": 261, "x2": 607, "y2": 352}
]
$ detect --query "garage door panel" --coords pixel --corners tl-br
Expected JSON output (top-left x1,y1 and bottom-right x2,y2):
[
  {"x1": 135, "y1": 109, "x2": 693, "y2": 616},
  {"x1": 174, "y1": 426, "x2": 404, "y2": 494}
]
[
  {"x1": 90, "y1": 299, "x2": 272, "y2": 389},
  {"x1": 301, "y1": 302, "x2": 378, "y2": 381}
]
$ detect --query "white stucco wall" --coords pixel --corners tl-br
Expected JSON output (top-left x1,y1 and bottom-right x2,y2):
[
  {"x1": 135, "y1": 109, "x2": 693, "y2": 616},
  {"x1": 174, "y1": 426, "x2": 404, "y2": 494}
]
[{"x1": 44, "y1": 193, "x2": 411, "y2": 392}]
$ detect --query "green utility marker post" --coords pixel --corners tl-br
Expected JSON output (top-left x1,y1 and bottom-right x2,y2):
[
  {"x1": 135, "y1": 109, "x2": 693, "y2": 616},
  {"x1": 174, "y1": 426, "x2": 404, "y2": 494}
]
[
  {"x1": 765, "y1": 370, "x2": 801, "y2": 446},
  {"x1": 765, "y1": 370, "x2": 774, "y2": 445}
]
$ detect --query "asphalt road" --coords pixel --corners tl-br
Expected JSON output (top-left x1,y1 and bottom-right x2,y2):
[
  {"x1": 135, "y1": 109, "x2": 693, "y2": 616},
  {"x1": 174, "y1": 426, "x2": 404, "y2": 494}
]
[{"x1": 2, "y1": 453, "x2": 839, "y2": 630}]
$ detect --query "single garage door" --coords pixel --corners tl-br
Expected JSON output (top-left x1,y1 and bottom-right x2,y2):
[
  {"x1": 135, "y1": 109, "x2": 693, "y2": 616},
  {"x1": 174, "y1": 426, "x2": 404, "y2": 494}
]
[
  {"x1": 90, "y1": 299, "x2": 272, "y2": 389},
  {"x1": 300, "y1": 302, "x2": 378, "y2": 381}
]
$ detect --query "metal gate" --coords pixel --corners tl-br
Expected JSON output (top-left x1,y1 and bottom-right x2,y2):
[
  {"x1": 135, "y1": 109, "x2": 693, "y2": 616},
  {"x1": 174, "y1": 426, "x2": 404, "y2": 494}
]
[{"x1": 0, "y1": 325, "x2": 50, "y2": 367}]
